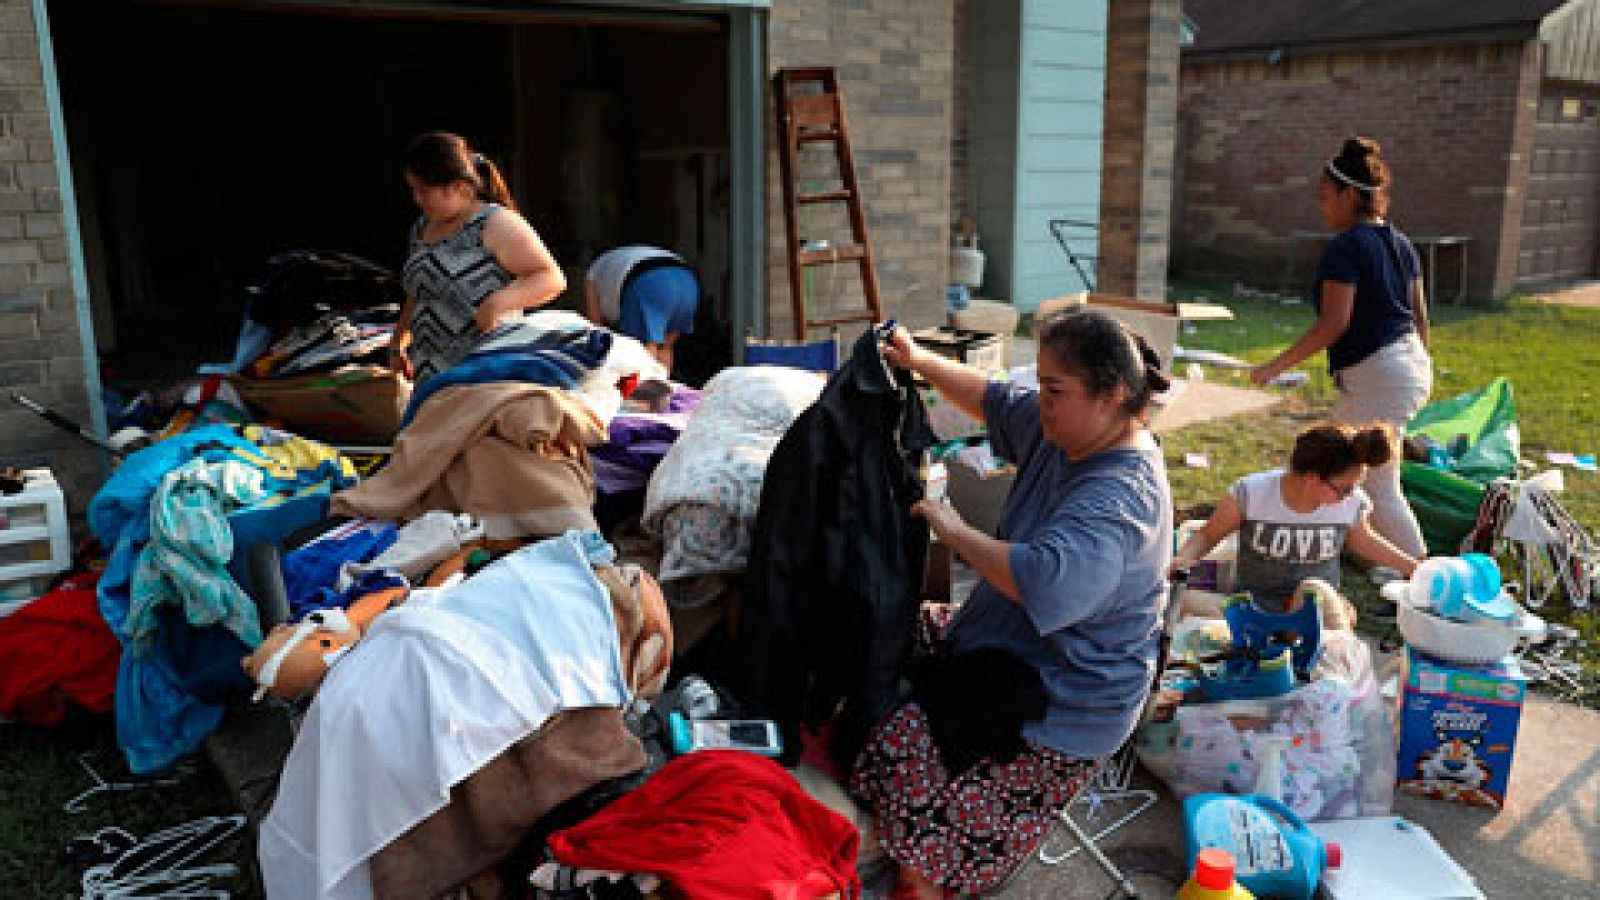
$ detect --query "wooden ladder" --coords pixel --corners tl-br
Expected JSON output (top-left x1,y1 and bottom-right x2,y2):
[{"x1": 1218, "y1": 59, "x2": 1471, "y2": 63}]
[{"x1": 773, "y1": 67, "x2": 883, "y2": 339}]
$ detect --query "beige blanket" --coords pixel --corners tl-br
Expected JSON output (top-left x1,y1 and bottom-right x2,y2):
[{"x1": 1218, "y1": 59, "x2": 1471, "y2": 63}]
[{"x1": 331, "y1": 383, "x2": 603, "y2": 538}]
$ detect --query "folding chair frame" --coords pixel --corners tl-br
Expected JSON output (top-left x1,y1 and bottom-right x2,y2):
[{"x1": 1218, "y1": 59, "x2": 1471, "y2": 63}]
[
  {"x1": 1048, "y1": 218, "x2": 1100, "y2": 293},
  {"x1": 742, "y1": 326, "x2": 843, "y2": 373},
  {"x1": 1032, "y1": 573, "x2": 1188, "y2": 898}
]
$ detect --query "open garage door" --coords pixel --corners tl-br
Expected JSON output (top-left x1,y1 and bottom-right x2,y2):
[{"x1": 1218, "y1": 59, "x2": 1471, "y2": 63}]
[{"x1": 47, "y1": 0, "x2": 764, "y2": 387}]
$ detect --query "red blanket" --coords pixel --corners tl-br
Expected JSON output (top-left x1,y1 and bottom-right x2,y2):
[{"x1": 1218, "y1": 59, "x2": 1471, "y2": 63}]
[
  {"x1": 0, "y1": 574, "x2": 119, "y2": 724},
  {"x1": 548, "y1": 749, "x2": 860, "y2": 899}
]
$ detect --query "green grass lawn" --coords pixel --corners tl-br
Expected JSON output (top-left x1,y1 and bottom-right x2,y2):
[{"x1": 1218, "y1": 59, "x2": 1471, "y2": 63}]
[
  {"x1": 1162, "y1": 282, "x2": 1600, "y2": 530},
  {"x1": 1158, "y1": 281, "x2": 1600, "y2": 699}
]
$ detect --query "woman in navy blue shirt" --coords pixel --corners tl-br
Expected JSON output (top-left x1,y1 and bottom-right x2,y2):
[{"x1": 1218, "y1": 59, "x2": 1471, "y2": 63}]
[{"x1": 1252, "y1": 137, "x2": 1432, "y2": 557}]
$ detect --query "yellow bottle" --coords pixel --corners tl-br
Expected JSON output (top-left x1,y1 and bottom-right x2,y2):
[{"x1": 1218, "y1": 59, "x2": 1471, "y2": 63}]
[{"x1": 1176, "y1": 848, "x2": 1255, "y2": 899}]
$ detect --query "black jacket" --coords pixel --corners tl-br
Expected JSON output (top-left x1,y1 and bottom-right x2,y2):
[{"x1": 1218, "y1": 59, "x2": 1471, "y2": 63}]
[{"x1": 740, "y1": 327, "x2": 936, "y2": 768}]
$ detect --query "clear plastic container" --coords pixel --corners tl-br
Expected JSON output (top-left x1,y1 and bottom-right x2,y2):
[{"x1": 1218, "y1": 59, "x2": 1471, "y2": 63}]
[{"x1": 1175, "y1": 519, "x2": 1239, "y2": 593}]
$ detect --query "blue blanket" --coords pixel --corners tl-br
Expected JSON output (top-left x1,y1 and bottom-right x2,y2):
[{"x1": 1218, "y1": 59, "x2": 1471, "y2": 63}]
[
  {"x1": 402, "y1": 324, "x2": 613, "y2": 427},
  {"x1": 90, "y1": 425, "x2": 356, "y2": 773}
]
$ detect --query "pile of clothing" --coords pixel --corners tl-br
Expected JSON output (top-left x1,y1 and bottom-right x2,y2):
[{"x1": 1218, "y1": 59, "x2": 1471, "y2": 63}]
[{"x1": 9, "y1": 315, "x2": 957, "y2": 899}]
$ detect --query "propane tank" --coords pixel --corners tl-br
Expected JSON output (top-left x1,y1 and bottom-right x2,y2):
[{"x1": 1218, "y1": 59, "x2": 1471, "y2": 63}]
[{"x1": 951, "y1": 233, "x2": 986, "y2": 289}]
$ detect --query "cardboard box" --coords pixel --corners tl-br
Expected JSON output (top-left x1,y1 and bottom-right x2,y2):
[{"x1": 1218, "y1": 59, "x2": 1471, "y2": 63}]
[
  {"x1": 947, "y1": 459, "x2": 1015, "y2": 538},
  {"x1": 1396, "y1": 648, "x2": 1526, "y2": 810},
  {"x1": 1036, "y1": 294, "x2": 1231, "y2": 373},
  {"x1": 231, "y1": 365, "x2": 409, "y2": 445}
]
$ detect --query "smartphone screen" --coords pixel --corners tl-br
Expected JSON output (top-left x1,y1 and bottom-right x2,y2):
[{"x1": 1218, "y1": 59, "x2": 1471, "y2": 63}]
[
  {"x1": 729, "y1": 722, "x2": 771, "y2": 744},
  {"x1": 691, "y1": 719, "x2": 783, "y2": 756}
]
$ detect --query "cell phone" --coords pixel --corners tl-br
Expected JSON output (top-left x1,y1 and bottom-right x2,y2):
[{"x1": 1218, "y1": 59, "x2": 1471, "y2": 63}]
[{"x1": 668, "y1": 712, "x2": 784, "y2": 758}]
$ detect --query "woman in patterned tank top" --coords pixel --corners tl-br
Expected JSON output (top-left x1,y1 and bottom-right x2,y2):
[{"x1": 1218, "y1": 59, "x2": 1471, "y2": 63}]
[{"x1": 392, "y1": 132, "x2": 566, "y2": 384}]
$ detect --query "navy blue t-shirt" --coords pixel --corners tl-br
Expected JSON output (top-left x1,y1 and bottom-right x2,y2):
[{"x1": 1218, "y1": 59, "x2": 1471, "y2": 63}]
[{"x1": 1312, "y1": 222, "x2": 1420, "y2": 372}]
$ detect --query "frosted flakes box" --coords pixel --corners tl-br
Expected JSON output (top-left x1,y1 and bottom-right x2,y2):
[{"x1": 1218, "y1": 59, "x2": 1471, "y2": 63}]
[{"x1": 1396, "y1": 647, "x2": 1526, "y2": 810}]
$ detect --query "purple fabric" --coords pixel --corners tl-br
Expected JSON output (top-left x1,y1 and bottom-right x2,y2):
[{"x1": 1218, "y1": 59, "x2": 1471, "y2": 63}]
[
  {"x1": 591, "y1": 387, "x2": 703, "y2": 495},
  {"x1": 664, "y1": 386, "x2": 702, "y2": 414}
]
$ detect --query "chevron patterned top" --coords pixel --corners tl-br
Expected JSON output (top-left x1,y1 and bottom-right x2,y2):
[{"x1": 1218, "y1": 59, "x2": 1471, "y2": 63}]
[{"x1": 402, "y1": 204, "x2": 516, "y2": 384}]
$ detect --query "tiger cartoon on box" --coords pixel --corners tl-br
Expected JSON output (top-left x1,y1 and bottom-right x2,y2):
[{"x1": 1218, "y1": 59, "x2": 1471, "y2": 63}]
[{"x1": 1400, "y1": 729, "x2": 1499, "y2": 807}]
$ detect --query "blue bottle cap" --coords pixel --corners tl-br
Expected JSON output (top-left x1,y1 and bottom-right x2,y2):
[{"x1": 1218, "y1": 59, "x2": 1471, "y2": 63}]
[{"x1": 667, "y1": 710, "x2": 693, "y2": 755}]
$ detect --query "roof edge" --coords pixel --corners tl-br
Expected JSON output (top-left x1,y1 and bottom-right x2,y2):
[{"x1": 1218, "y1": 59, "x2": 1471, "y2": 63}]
[{"x1": 1183, "y1": 22, "x2": 1541, "y2": 61}]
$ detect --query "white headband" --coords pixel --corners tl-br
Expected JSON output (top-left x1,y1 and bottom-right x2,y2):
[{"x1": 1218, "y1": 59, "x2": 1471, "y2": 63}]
[{"x1": 1326, "y1": 160, "x2": 1377, "y2": 192}]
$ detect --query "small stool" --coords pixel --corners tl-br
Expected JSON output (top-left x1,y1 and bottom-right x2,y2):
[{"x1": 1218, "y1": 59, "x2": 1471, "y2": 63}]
[{"x1": 0, "y1": 468, "x2": 71, "y2": 605}]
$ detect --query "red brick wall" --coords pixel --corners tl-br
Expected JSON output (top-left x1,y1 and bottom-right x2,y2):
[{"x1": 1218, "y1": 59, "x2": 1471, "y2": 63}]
[{"x1": 1176, "y1": 41, "x2": 1541, "y2": 301}]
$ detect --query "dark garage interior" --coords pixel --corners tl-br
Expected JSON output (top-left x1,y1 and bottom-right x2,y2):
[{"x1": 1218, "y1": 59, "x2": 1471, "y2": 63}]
[{"x1": 48, "y1": 0, "x2": 734, "y2": 385}]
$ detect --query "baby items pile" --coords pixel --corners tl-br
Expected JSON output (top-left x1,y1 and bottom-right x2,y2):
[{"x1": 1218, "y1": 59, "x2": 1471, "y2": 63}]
[{"x1": 1140, "y1": 582, "x2": 1397, "y2": 823}]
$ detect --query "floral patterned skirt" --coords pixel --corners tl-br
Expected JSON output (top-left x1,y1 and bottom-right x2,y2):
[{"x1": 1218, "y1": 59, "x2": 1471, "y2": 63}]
[{"x1": 850, "y1": 701, "x2": 1101, "y2": 895}]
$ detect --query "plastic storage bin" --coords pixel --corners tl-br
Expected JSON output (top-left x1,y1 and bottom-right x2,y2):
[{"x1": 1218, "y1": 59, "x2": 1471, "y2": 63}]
[{"x1": 0, "y1": 469, "x2": 71, "y2": 602}]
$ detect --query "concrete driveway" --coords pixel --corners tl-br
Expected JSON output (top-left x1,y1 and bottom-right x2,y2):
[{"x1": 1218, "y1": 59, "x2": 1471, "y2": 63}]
[{"x1": 996, "y1": 694, "x2": 1600, "y2": 899}]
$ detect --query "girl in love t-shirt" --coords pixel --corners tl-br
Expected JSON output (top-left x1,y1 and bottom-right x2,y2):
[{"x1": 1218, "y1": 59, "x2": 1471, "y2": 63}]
[{"x1": 1231, "y1": 469, "x2": 1369, "y2": 611}]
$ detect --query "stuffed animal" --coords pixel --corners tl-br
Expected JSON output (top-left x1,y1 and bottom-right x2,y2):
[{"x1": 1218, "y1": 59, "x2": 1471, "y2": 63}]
[
  {"x1": 242, "y1": 551, "x2": 675, "y2": 704},
  {"x1": 594, "y1": 563, "x2": 673, "y2": 699},
  {"x1": 242, "y1": 585, "x2": 406, "y2": 701}
]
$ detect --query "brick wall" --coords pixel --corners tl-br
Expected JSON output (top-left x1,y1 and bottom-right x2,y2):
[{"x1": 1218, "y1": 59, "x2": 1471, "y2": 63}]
[
  {"x1": 949, "y1": 0, "x2": 969, "y2": 228},
  {"x1": 767, "y1": 0, "x2": 953, "y2": 337},
  {"x1": 1176, "y1": 42, "x2": 1541, "y2": 301},
  {"x1": 1098, "y1": 0, "x2": 1181, "y2": 300},
  {"x1": 0, "y1": 0, "x2": 98, "y2": 515}
]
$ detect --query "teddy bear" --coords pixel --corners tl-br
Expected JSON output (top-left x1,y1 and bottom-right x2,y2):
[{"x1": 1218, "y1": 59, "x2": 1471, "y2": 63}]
[{"x1": 241, "y1": 545, "x2": 675, "y2": 704}]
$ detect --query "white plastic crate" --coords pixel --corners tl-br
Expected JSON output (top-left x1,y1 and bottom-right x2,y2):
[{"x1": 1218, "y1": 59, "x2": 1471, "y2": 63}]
[{"x1": 0, "y1": 468, "x2": 71, "y2": 591}]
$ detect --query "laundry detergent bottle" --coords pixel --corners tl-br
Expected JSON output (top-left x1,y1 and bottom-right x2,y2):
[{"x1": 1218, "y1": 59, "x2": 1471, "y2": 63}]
[
  {"x1": 1183, "y1": 794, "x2": 1339, "y2": 900},
  {"x1": 1176, "y1": 847, "x2": 1254, "y2": 899}
]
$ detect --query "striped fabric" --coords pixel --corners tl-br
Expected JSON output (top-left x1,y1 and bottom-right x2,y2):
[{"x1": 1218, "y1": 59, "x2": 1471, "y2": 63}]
[
  {"x1": 400, "y1": 323, "x2": 614, "y2": 427},
  {"x1": 401, "y1": 204, "x2": 515, "y2": 384}
]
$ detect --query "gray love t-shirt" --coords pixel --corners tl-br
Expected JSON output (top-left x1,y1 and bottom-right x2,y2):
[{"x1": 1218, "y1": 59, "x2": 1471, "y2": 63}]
[{"x1": 1232, "y1": 470, "x2": 1369, "y2": 610}]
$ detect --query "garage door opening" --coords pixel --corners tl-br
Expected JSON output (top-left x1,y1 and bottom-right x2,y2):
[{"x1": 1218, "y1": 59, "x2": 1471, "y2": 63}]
[{"x1": 47, "y1": 0, "x2": 738, "y2": 391}]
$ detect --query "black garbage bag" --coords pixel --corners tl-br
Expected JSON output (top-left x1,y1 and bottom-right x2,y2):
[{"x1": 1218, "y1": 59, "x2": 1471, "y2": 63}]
[{"x1": 248, "y1": 251, "x2": 405, "y2": 330}]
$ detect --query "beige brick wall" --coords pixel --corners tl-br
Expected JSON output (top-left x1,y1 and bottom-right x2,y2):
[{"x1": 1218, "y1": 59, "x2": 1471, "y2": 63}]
[
  {"x1": 767, "y1": 0, "x2": 954, "y2": 338},
  {"x1": 950, "y1": 0, "x2": 969, "y2": 227},
  {"x1": 0, "y1": 0, "x2": 98, "y2": 516},
  {"x1": 1098, "y1": 0, "x2": 1181, "y2": 301}
]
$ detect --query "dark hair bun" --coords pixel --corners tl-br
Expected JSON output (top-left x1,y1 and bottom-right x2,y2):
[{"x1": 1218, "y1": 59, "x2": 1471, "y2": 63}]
[
  {"x1": 1351, "y1": 423, "x2": 1396, "y2": 467},
  {"x1": 1339, "y1": 137, "x2": 1379, "y2": 161},
  {"x1": 1130, "y1": 333, "x2": 1172, "y2": 394}
]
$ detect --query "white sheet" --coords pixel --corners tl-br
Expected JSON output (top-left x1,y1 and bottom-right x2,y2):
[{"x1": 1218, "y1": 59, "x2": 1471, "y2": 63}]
[{"x1": 259, "y1": 531, "x2": 630, "y2": 900}]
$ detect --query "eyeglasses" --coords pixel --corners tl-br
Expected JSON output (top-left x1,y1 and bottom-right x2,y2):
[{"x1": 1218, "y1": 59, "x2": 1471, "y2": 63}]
[{"x1": 1320, "y1": 475, "x2": 1358, "y2": 498}]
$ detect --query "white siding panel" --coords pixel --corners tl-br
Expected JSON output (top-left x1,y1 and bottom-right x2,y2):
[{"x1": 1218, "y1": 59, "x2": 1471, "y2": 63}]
[{"x1": 1012, "y1": 0, "x2": 1106, "y2": 311}]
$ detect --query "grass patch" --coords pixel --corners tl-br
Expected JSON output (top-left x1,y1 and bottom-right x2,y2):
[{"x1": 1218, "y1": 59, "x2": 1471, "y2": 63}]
[
  {"x1": 1160, "y1": 281, "x2": 1600, "y2": 698},
  {"x1": 1161, "y1": 281, "x2": 1600, "y2": 536},
  {"x1": 0, "y1": 711, "x2": 254, "y2": 897}
]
